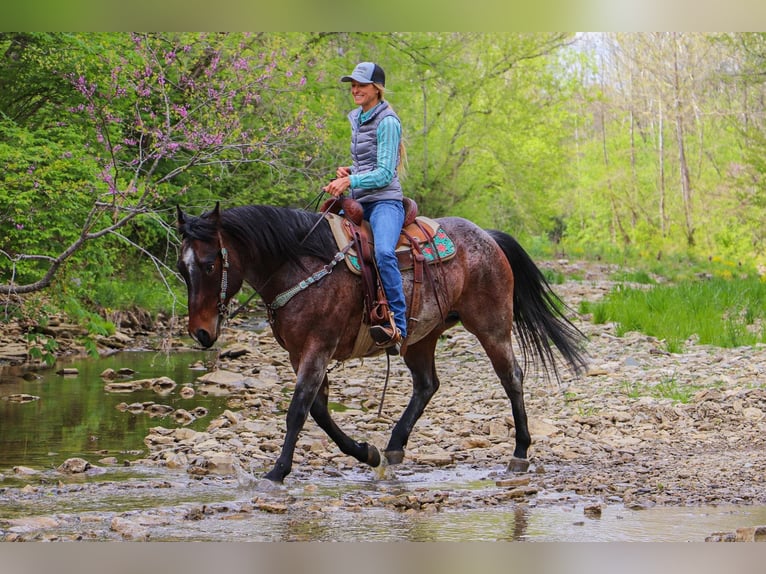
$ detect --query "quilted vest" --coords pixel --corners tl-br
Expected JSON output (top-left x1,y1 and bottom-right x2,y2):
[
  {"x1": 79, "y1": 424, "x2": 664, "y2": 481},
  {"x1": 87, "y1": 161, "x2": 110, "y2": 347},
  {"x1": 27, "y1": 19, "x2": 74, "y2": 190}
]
[{"x1": 348, "y1": 101, "x2": 403, "y2": 204}]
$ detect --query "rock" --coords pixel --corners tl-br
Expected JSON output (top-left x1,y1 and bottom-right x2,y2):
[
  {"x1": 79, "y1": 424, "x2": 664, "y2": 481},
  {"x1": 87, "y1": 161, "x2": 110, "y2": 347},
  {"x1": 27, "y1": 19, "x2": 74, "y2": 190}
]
[
  {"x1": 0, "y1": 343, "x2": 29, "y2": 361},
  {"x1": 56, "y1": 368, "x2": 79, "y2": 376},
  {"x1": 100, "y1": 368, "x2": 118, "y2": 380},
  {"x1": 110, "y1": 516, "x2": 149, "y2": 540},
  {"x1": 150, "y1": 376, "x2": 177, "y2": 394},
  {"x1": 104, "y1": 381, "x2": 142, "y2": 393},
  {"x1": 416, "y1": 452, "x2": 454, "y2": 466},
  {"x1": 743, "y1": 407, "x2": 764, "y2": 421},
  {"x1": 57, "y1": 457, "x2": 91, "y2": 474},
  {"x1": 173, "y1": 409, "x2": 195, "y2": 425},
  {"x1": 13, "y1": 466, "x2": 39, "y2": 476},
  {"x1": 584, "y1": 504, "x2": 603, "y2": 518},
  {"x1": 529, "y1": 419, "x2": 559, "y2": 437},
  {"x1": 6, "y1": 516, "x2": 60, "y2": 532},
  {"x1": 2, "y1": 394, "x2": 40, "y2": 403},
  {"x1": 205, "y1": 452, "x2": 237, "y2": 475},
  {"x1": 145, "y1": 404, "x2": 174, "y2": 417},
  {"x1": 735, "y1": 526, "x2": 766, "y2": 542}
]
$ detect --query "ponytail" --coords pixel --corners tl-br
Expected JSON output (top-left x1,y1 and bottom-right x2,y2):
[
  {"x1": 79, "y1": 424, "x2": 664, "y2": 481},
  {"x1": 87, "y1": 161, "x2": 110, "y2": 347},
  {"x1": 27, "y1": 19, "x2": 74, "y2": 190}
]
[{"x1": 374, "y1": 83, "x2": 408, "y2": 179}]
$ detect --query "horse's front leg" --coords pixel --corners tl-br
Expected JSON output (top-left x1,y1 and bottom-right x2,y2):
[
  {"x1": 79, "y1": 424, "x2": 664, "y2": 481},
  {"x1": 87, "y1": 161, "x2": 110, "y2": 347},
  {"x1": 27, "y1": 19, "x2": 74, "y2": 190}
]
[
  {"x1": 263, "y1": 352, "x2": 328, "y2": 483},
  {"x1": 310, "y1": 373, "x2": 381, "y2": 468}
]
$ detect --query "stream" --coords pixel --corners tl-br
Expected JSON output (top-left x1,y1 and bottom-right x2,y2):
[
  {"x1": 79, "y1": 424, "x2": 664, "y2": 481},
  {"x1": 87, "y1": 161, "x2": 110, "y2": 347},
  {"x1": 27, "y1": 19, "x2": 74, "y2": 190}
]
[{"x1": 1, "y1": 350, "x2": 764, "y2": 541}]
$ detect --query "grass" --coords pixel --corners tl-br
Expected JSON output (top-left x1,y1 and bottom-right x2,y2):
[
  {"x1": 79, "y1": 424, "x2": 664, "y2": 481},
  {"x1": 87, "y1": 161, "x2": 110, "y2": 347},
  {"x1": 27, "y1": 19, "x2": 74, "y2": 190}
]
[
  {"x1": 581, "y1": 275, "x2": 766, "y2": 353},
  {"x1": 623, "y1": 376, "x2": 703, "y2": 404}
]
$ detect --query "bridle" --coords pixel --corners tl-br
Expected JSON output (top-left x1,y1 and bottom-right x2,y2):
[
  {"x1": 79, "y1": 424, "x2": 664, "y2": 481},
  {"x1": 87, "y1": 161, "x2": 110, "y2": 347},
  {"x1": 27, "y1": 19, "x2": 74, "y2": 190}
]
[{"x1": 216, "y1": 230, "x2": 231, "y2": 320}]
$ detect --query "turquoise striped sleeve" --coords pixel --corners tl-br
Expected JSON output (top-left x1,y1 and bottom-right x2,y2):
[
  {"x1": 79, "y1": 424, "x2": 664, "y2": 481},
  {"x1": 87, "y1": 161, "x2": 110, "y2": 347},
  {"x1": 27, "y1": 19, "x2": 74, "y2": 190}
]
[{"x1": 349, "y1": 115, "x2": 401, "y2": 190}]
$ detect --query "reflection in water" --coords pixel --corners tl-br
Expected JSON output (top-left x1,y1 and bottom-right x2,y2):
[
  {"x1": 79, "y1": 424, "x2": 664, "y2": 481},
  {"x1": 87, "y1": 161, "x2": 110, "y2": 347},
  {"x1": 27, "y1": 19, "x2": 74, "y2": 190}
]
[{"x1": 0, "y1": 350, "x2": 221, "y2": 470}]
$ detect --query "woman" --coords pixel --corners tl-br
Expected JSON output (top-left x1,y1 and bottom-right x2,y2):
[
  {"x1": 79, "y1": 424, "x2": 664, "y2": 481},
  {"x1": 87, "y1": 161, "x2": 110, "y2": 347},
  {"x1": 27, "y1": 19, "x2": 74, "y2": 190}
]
[{"x1": 323, "y1": 62, "x2": 407, "y2": 353}]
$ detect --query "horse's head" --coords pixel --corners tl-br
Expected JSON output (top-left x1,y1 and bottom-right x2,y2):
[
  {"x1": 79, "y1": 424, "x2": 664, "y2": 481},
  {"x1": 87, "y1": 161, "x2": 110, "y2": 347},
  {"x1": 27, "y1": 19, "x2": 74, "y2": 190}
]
[{"x1": 176, "y1": 202, "x2": 244, "y2": 348}]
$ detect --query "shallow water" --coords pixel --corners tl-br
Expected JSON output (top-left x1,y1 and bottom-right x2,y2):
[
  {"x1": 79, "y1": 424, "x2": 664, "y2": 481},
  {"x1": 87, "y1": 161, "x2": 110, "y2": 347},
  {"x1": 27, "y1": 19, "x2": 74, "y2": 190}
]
[{"x1": 0, "y1": 349, "x2": 221, "y2": 470}]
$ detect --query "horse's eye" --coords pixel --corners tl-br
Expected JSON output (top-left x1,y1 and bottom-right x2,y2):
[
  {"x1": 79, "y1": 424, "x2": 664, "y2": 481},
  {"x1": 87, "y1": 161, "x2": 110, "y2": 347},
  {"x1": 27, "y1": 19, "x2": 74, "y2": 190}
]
[{"x1": 204, "y1": 263, "x2": 215, "y2": 275}]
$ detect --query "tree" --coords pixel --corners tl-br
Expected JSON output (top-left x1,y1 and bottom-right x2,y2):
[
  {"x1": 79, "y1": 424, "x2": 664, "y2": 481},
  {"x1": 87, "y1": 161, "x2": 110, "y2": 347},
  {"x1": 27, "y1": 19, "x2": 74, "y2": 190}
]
[{"x1": 0, "y1": 32, "x2": 325, "y2": 297}]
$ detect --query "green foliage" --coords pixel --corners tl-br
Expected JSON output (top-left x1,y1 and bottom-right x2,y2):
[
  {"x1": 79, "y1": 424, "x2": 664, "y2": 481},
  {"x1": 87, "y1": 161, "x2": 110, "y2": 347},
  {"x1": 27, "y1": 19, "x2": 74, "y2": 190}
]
[
  {"x1": 4, "y1": 32, "x2": 766, "y2": 337},
  {"x1": 585, "y1": 275, "x2": 766, "y2": 352},
  {"x1": 25, "y1": 332, "x2": 58, "y2": 366}
]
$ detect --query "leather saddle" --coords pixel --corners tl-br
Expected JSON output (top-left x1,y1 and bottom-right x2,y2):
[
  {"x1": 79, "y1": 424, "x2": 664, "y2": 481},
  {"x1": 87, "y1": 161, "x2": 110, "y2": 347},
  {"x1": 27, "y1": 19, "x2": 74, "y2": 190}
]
[
  {"x1": 322, "y1": 196, "x2": 456, "y2": 274},
  {"x1": 320, "y1": 196, "x2": 455, "y2": 344}
]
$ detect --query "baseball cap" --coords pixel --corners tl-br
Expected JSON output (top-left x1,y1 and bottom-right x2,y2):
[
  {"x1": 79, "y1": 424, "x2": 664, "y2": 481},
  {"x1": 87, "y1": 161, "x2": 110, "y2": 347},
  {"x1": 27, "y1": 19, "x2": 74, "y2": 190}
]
[{"x1": 340, "y1": 62, "x2": 385, "y2": 86}]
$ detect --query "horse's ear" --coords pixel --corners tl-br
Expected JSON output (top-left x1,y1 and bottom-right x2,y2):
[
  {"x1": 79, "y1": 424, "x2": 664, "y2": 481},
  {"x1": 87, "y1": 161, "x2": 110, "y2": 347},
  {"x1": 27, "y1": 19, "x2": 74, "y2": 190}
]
[
  {"x1": 176, "y1": 205, "x2": 185, "y2": 228},
  {"x1": 212, "y1": 201, "x2": 221, "y2": 221}
]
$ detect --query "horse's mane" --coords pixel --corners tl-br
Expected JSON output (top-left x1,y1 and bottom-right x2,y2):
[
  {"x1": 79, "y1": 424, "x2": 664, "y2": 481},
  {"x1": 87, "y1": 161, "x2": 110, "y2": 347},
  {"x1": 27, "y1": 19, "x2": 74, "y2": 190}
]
[{"x1": 181, "y1": 204, "x2": 337, "y2": 269}]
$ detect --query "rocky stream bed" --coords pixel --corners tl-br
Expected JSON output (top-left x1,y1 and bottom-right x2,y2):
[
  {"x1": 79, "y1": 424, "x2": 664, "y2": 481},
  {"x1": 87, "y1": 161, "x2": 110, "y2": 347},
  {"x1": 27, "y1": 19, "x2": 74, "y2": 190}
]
[{"x1": 2, "y1": 260, "x2": 766, "y2": 541}]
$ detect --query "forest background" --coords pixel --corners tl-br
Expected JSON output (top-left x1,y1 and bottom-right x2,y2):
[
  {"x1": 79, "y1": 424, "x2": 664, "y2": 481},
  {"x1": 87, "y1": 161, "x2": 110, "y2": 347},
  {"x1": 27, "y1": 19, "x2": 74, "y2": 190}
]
[{"x1": 2, "y1": 32, "x2": 766, "y2": 340}]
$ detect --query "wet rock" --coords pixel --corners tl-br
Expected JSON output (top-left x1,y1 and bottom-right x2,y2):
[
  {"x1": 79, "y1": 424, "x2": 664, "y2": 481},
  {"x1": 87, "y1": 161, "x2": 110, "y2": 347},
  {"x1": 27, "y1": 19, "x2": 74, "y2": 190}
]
[
  {"x1": 150, "y1": 376, "x2": 176, "y2": 394},
  {"x1": 57, "y1": 457, "x2": 91, "y2": 474},
  {"x1": 415, "y1": 452, "x2": 454, "y2": 466},
  {"x1": 735, "y1": 526, "x2": 766, "y2": 542},
  {"x1": 110, "y1": 516, "x2": 149, "y2": 540},
  {"x1": 56, "y1": 368, "x2": 79, "y2": 376},
  {"x1": 145, "y1": 404, "x2": 174, "y2": 417},
  {"x1": 6, "y1": 516, "x2": 60, "y2": 532},
  {"x1": 13, "y1": 465, "x2": 39, "y2": 476},
  {"x1": 104, "y1": 381, "x2": 143, "y2": 393},
  {"x1": 584, "y1": 504, "x2": 603, "y2": 518},
  {"x1": 100, "y1": 368, "x2": 118, "y2": 380},
  {"x1": 172, "y1": 409, "x2": 195, "y2": 425},
  {"x1": 2, "y1": 393, "x2": 40, "y2": 403}
]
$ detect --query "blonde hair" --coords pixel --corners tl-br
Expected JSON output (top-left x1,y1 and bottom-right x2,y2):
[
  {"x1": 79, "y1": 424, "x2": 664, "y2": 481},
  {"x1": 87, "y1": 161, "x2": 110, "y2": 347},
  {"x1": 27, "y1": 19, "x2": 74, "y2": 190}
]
[{"x1": 374, "y1": 83, "x2": 408, "y2": 179}]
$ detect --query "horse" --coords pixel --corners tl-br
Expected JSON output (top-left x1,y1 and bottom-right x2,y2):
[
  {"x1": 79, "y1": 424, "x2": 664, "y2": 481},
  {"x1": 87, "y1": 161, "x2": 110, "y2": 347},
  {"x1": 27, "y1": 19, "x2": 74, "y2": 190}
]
[{"x1": 176, "y1": 202, "x2": 587, "y2": 483}]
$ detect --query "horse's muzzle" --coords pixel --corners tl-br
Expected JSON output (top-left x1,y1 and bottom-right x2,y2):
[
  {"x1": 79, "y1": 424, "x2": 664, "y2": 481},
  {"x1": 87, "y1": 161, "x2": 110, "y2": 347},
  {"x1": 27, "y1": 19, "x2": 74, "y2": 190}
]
[{"x1": 193, "y1": 329, "x2": 216, "y2": 348}]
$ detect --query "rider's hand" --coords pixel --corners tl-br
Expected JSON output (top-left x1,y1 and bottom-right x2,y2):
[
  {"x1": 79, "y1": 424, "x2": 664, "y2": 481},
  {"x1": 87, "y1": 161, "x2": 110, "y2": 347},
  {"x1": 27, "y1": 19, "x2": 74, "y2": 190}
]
[
  {"x1": 336, "y1": 166, "x2": 351, "y2": 178},
  {"x1": 323, "y1": 176, "x2": 350, "y2": 198}
]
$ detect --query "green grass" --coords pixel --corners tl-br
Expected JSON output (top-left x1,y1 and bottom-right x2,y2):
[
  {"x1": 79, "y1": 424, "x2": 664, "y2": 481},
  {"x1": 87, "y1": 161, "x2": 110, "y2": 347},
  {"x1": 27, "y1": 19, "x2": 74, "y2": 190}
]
[
  {"x1": 623, "y1": 376, "x2": 703, "y2": 404},
  {"x1": 609, "y1": 269, "x2": 656, "y2": 285},
  {"x1": 582, "y1": 276, "x2": 766, "y2": 352}
]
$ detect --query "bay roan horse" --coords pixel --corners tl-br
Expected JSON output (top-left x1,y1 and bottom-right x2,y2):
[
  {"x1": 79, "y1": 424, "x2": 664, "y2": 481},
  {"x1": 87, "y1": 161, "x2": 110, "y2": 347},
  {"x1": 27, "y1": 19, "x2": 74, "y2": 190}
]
[{"x1": 176, "y1": 202, "x2": 587, "y2": 483}]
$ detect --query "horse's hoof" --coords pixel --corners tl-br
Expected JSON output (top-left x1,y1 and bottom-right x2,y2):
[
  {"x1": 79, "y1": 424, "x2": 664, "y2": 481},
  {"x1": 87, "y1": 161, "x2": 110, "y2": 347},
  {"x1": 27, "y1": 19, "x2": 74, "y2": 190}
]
[
  {"x1": 366, "y1": 444, "x2": 381, "y2": 467},
  {"x1": 384, "y1": 450, "x2": 404, "y2": 465},
  {"x1": 507, "y1": 457, "x2": 530, "y2": 473}
]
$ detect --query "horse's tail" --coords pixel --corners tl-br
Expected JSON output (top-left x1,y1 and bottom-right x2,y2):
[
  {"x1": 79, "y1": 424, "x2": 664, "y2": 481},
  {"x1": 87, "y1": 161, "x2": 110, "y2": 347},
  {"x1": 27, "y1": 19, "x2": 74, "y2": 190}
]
[{"x1": 485, "y1": 229, "x2": 588, "y2": 380}]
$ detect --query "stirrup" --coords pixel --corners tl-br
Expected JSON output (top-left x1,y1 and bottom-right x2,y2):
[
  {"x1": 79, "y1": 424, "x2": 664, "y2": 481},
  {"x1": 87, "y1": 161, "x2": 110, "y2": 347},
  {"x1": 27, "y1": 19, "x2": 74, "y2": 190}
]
[{"x1": 370, "y1": 324, "x2": 402, "y2": 348}]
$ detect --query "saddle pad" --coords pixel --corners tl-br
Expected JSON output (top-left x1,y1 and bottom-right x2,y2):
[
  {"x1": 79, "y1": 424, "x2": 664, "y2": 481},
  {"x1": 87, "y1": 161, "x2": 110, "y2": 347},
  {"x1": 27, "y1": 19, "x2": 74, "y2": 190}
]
[{"x1": 325, "y1": 212, "x2": 457, "y2": 275}]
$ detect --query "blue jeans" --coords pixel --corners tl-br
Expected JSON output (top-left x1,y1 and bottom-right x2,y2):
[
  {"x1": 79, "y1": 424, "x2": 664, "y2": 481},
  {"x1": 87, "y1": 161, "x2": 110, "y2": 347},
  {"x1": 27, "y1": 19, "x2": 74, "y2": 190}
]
[{"x1": 364, "y1": 200, "x2": 407, "y2": 339}]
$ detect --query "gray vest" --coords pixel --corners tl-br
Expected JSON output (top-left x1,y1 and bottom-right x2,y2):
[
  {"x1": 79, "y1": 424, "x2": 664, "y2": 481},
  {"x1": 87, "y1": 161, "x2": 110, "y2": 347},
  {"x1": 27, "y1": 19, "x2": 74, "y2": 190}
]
[{"x1": 348, "y1": 101, "x2": 403, "y2": 204}]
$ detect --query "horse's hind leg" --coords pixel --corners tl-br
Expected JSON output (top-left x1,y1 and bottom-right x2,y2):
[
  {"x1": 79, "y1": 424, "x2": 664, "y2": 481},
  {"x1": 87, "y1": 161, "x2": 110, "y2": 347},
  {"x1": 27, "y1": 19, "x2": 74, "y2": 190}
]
[
  {"x1": 504, "y1": 359, "x2": 531, "y2": 471},
  {"x1": 479, "y1": 337, "x2": 531, "y2": 472},
  {"x1": 384, "y1": 334, "x2": 440, "y2": 465},
  {"x1": 309, "y1": 373, "x2": 381, "y2": 467}
]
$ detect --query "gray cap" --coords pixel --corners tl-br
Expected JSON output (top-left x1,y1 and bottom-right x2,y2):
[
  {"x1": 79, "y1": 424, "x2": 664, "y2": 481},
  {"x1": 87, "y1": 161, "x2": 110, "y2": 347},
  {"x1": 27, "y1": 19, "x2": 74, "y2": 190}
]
[{"x1": 340, "y1": 62, "x2": 385, "y2": 86}]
